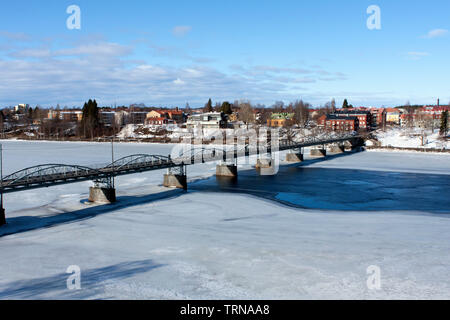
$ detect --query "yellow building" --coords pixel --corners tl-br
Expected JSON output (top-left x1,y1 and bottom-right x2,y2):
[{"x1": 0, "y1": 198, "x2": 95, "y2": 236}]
[
  {"x1": 386, "y1": 108, "x2": 401, "y2": 124},
  {"x1": 146, "y1": 110, "x2": 164, "y2": 119},
  {"x1": 228, "y1": 112, "x2": 238, "y2": 122},
  {"x1": 267, "y1": 113, "x2": 294, "y2": 127}
]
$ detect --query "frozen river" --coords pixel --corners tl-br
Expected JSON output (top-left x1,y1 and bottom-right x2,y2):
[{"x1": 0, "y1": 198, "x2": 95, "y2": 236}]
[
  {"x1": 0, "y1": 140, "x2": 449, "y2": 299},
  {"x1": 192, "y1": 166, "x2": 450, "y2": 213}
]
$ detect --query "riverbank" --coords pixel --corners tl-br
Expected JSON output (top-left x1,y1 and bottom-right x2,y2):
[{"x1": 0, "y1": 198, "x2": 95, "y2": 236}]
[{"x1": 366, "y1": 146, "x2": 450, "y2": 154}]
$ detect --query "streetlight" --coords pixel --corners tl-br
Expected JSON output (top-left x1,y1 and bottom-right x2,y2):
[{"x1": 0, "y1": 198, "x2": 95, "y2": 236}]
[
  {"x1": 111, "y1": 134, "x2": 115, "y2": 189},
  {"x1": 0, "y1": 143, "x2": 5, "y2": 226}
]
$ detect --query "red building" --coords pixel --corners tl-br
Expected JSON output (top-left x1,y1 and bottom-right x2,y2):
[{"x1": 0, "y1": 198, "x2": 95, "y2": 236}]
[
  {"x1": 333, "y1": 110, "x2": 371, "y2": 129},
  {"x1": 323, "y1": 115, "x2": 358, "y2": 132},
  {"x1": 369, "y1": 108, "x2": 386, "y2": 128},
  {"x1": 146, "y1": 117, "x2": 173, "y2": 125}
]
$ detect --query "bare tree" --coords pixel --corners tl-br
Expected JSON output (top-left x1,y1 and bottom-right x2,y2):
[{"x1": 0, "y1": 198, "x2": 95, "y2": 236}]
[
  {"x1": 273, "y1": 101, "x2": 285, "y2": 113},
  {"x1": 402, "y1": 103, "x2": 416, "y2": 130},
  {"x1": 331, "y1": 98, "x2": 336, "y2": 113},
  {"x1": 257, "y1": 108, "x2": 272, "y2": 126},
  {"x1": 293, "y1": 100, "x2": 310, "y2": 127},
  {"x1": 415, "y1": 109, "x2": 427, "y2": 129},
  {"x1": 238, "y1": 101, "x2": 255, "y2": 128}
]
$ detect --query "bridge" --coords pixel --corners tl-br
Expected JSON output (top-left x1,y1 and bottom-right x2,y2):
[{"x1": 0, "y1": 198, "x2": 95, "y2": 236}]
[{"x1": 0, "y1": 135, "x2": 364, "y2": 226}]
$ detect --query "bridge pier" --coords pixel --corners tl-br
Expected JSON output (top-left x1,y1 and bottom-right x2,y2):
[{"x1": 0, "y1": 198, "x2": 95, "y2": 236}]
[
  {"x1": 216, "y1": 164, "x2": 238, "y2": 178},
  {"x1": 89, "y1": 187, "x2": 116, "y2": 204},
  {"x1": 255, "y1": 158, "x2": 277, "y2": 175},
  {"x1": 256, "y1": 158, "x2": 272, "y2": 169},
  {"x1": 346, "y1": 137, "x2": 365, "y2": 152},
  {"x1": 163, "y1": 174, "x2": 187, "y2": 190},
  {"x1": 286, "y1": 149, "x2": 304, "y2": 163},
  {"x1": 345, "y1": 144, "x2": 363, "y2": 152},
  {"x1": 310, "y1": 148, "x2": 327, "y2": 157},
  {"x1": 329, "y1": 145, "x2": 345, "y2": 154},
  {"x1": 0, "y1": 208, "x2": 6, "y2": 226},
  {"x1": 163, "y1": 165, "x2": 187, "y2": 190}
]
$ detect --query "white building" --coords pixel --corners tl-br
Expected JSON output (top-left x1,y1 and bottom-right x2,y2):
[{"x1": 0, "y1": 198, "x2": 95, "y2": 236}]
[
  {"x1": 186, "y1": 112, "x2": 228, "y2": 129},
  {"x1": 14, "y1": 104, "x2": 29, "y2": 112}
]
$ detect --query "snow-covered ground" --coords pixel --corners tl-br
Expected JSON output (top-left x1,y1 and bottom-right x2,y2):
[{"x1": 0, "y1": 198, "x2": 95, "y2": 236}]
[
  {"x1": 117, "y1": 124, "x2": 352, "y2": 144},
  {"x1": 373, "y1": 128, "x2": 449, "y2": 149},
  {"x1": 0, "y1": 141, "x2": 449, "y2": 299}
]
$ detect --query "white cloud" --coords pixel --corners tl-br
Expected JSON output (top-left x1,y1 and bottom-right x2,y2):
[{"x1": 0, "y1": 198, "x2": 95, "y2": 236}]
[
  {"x1": 0, "y1": 31, "x2": 31, "y2": 42},
  {"x1": 173, "y1": 78, "x2": 185, "y2": 85},
  {"x1": 0, "y1": 37, "x2": 348, "y2": 107},
  {"x1": 55, "y1": 42, "x2": 132, "y2": 57},
  {"x1": 406, "y1": 52, "x2": 429, "y2": 60},
  {"x1": 423, "y1": 29, "x2": 448, "y2": 39},
  {"x1": 10, "y1": 48, "x2": 52, "y2": 58},
  {"x1": 172, "y1": 26, "x2": 192, "y2": 37}
]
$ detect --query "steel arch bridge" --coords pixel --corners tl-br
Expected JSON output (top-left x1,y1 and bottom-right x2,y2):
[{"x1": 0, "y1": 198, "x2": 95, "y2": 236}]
[
  {"x1": 1, "y1": 164, "x2": 106, "y2": 193},
  {"x1": 105, "y1": 154, "x2": 172, "y2": 171},
  {"x1": 0, "y1": 135, "x2": 363, "y2": 194}
]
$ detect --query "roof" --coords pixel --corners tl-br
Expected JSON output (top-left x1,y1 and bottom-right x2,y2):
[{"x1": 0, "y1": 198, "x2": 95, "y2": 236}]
[
  {"x1": 385, "y1": 108, "x2": 400, "y2": 113},
  {"x1": 335, "y1": 110, "x2": 370, "y2": 115},
  {"x1": 147, "y1": 117, "x2": 167, "y2": 121},
  {"x1": 270, "y1": 113, "x2": 294, "y2": 120},
  {"x1": 326, "y1": 115, "x2": 358, "y2": 121}
]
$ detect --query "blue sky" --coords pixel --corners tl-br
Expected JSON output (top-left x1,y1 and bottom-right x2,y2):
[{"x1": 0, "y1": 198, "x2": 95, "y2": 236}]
[{"x1": 0, "y1": 0, "x2": 449, "y2": 108}]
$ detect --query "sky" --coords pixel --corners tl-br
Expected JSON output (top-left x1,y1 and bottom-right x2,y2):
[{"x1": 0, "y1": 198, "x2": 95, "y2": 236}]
[{"x1": 0, "y1": 0, "x2": 449, "y2": 108}]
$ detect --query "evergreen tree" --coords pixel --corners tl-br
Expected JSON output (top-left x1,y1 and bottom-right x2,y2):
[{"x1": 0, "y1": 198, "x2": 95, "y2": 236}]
[
  {"x1": 33, "y1": 106, "x2": 40, "y2": 120},
  {"x1": 440, "y1": 110, "x2": 448, "y2": 136},
  {"x1": 204, "y1": 98, "x2": 213, "y2": 113},
  {"x1": 81, "y1": 99, "x2": 100, "y2": 138},
  {"x1": 342, "y1": 99, "x2": 349, "y2": 109},
  {"x1": 220, "y1": 101, "x2": 232, "y2": 115}
]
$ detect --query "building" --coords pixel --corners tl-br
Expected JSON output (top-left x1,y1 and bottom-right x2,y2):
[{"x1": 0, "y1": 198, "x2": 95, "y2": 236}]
[
  {"x1": 99, "y1": 111, "x2": 117, "y2": 126},
  {"x1": 128, "y1": 111, "x2": 148, "y2": 125},
  {"x1": 333, "y1": 110, "x2": 371, "y2": 129},
  {"x1": 385, "y1": 108, "x2": 401, "y2": 125},
  {"x1": 14, "y1": 104, "x2": 29, "y2": 112},
  {"x1": 146, "y1": 108, "x2": 185, "y2": 124},
  {"x1": 186, "y1": 112, "x2": 228, "y2": 129},
  {"x1": 228, "y1": 112, "x2": 238, "y2": 122},
  {"x1": 369, "y1": 108, "x2": 386, "y2": 128},
  {"x1": 146, "y1": 117, "x2": 173, "y2": 125},
  {"x1": 412, "y1": 105, "x2": 450, "y2": 128},
  {"x1": 321, "y1": 115, "x2": 358, "y2": 132},
  {"x1": 48, "y1": 109, "x2": 83, "y2": 122},
  {"x1": 267, "y1": 113, "x2": 294, "y2": 127},
  {"x1": 317, "y1": 115, "x2": 327, "y2": 127}
]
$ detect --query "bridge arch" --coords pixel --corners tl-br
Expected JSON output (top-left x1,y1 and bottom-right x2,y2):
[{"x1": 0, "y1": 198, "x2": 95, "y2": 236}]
[
  {"x1": 2, "y1": 164, "x2": 101, "y2": 185},
  {"x1": 105, "y1": 154, "x2": 171, "y2": 170}
]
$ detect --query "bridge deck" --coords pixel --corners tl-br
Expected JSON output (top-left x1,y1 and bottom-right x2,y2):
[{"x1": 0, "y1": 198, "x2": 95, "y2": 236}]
[{"x1": 0, "y1": 136, "x2": 360, "y2": 194}]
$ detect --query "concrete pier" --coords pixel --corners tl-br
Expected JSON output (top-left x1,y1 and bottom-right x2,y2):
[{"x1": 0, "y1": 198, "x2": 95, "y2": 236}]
[
  {"x1": 286, "y1": 153, "x2": 304, "y2": 162},
  {"x1": 345, "y1": 141, "x2": 363, "y2": 152},
  {"x1": 216, "y1": 164, "x2": 238, "y2": 177},
  {"x1": 89, "y1": 187, "x2": 117, "y2": 204},
  {"x1": 310, "y1": 148, "x2": 327, "y2": 157},
  {"x1": 255, "y1": 158, "x2": 272, "y2": 169},
  {"x1": 0, "y1": 208, "x2": 6, "y2": 226},
  {"x1": 163, "y1": 174, "x2": 187, "y2": 190},
  {"x1": 258, "y1": 166, "x2": 277, "y2": 175},
  {"x1": 255, "y1": 158, "x2": 278, "y2": 175},
  {"x1": 329, "y1": 145, "x2": 345, "y2": 154}
]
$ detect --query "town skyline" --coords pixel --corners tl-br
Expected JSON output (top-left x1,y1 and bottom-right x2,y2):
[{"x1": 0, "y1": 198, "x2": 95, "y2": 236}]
[{"x1": 1, "y1": 0, "x2": 449, "y2": 108}]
